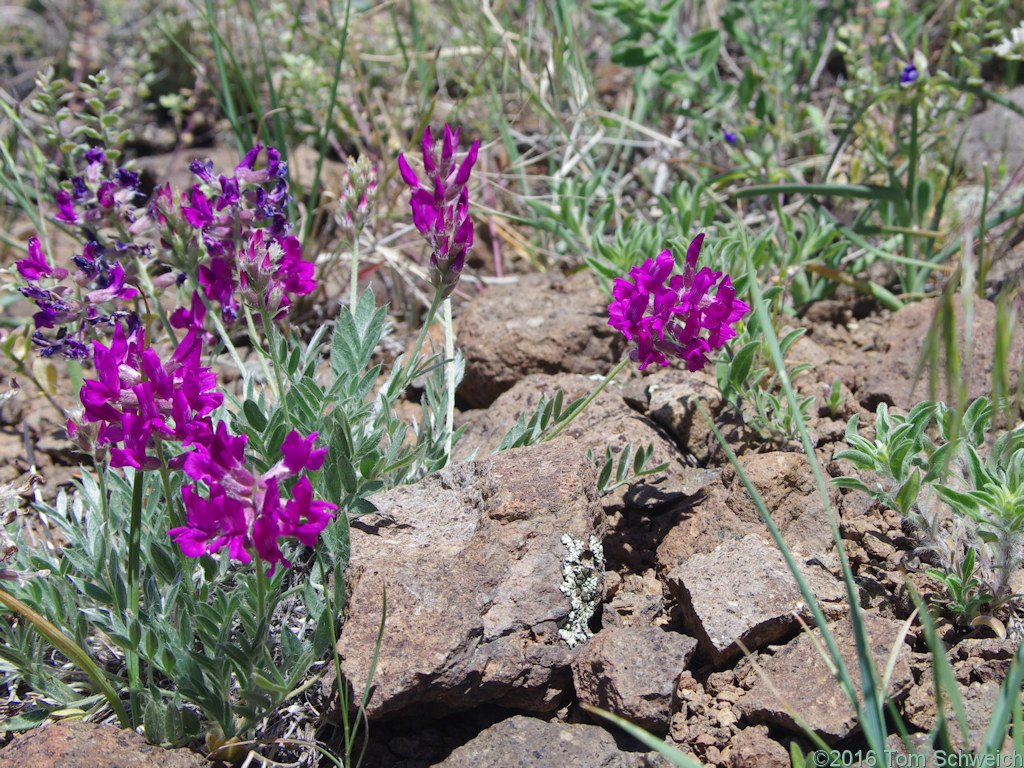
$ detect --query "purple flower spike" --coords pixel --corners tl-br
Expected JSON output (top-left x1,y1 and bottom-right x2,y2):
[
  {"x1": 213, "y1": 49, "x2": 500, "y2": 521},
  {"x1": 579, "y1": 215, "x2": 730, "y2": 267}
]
[
  {"x1": 723, "y1": 130, "x2": 738, "y2": 146},
  {"x1": 608, "y1": 234, "x2": 751, "y2": 371},
  {"x1": 900, "y1": 64, "x2": 918, "y2": 84},
  {"x1": 399, "y1": 123, "x2": 480, "y2": 299}
]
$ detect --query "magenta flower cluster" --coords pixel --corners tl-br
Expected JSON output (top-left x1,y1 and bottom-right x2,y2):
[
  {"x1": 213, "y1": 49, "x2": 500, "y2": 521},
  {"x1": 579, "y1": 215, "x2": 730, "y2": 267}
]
[
  {"x1": 608, "y1": 234, "x2": 750, "y2": 371},
  {"x1": 398, "y1": 124, "x2": 479, "y2": 299},
  {"x1": 68, "y1": 302, "x2": 335, "y2": 572},
  {"x1": 69, "y1": 299, "x2": 222, "y2": 470},
  {"x1": 168, "y1": 422, "x2": 335, "y2": 574},
  {"x1": 16, "y1": 144, "x2": 318, "y2": 360}
]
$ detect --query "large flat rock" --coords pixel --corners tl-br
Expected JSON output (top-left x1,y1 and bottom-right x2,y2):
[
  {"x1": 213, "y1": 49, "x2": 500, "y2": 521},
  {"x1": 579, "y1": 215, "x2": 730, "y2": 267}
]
[
  {"x1": 333, "y1": 441, "x2": 607, "y2": 719},
  {"x1": 666, "y1": 534, "x2": 846, "y2": 667},
  {"x1": 432, "y1": 715, "x2": 667, "y2": 768},
  {"x1": 859, "y1": 296, "x2": 1023, "y2": 411},
  {"x1": 455, "y1": 372, "x2": 715, "y2": 511},
  {"x1": 734, "y1": 612, "x2": 914, "y2": 743},
  {"x1": 455, "y1": 271, "x2": 624, "y2": 409},
  {"x1": 0, "y1": 720, "x2": 205, "y2": 768}
]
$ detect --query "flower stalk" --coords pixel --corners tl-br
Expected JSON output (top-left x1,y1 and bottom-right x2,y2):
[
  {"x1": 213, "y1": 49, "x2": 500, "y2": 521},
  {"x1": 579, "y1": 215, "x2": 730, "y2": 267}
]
[{"x1": 399, "y1": 124, "x2": 480, "y2": 461}]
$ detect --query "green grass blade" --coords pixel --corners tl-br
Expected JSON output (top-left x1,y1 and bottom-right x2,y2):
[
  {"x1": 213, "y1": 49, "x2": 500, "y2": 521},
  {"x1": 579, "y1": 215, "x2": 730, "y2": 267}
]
[
  {"x1": 906, "y1": 583, "x2": 971, "y2": 750},
  {"x1": 581, "y1": 703, "x2": 706, "y2": 768},
  {"x1": 740, "y1": 246, "x2": 890, "y2": 759},
  {"x1": 733, "y1": 182, "x2": 904, "y2": 203},
  {"x1": 0, "y1": 586, "x2": 130, "y2": 727},
  {"x1": 981, "y1": 625, "x2": 1024, "y2": 754}
]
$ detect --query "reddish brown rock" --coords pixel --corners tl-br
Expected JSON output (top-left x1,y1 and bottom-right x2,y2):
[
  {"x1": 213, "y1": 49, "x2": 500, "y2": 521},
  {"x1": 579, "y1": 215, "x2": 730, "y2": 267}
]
[
  {"x1": 572, "y1": 626, "x2": 697, "y2": 734},
  {"x1": 658, "y1": 451, "x2": 840, "y2": 576},
  {"x1": 859, "y1": 296, "x2": 1024, "y2": 411},
  {"x1": 454, "y1": 372, "x2": 715, "y2": 512},
  {"x1": 0, "y1": 719, "x2": 205, "y2": 768},
  {"x1": 666, "y1": 534, "x2": 846, "y2": 667},
  {"x1": 455, "y1": 271, "x2": 625, "y2": 409},
  {"x1": 432, "y1": 715, "x2": 668, "y2": 767},
  {"x1": 723, "y1": 725, "x2": 790, "y2": 768},
  {"x1": 636, "y1": 367, "x2": 731, "y2": 464},
  {"x1": 332, "y1": 441, "x2": 607, "y2": 720},
  {"x1": 734, "y1": 612, "x2": 914, "y2": 744}
]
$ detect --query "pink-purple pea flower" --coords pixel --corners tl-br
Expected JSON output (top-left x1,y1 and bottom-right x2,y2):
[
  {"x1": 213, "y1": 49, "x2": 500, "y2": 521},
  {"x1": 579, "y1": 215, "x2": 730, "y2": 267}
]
[
  {"x1": 168, "y1": 422, "x2": 336, "y2": 573},
  {"x1": 398, "y1": 124, "x2": 479, "y2": 299},
  {"x1": 608, "y1": 234, "x2": 750, "y2": 371},
  {"x1": 16, "y1": 237, "x2": 68, "y2": 281},
  {"x1": 72, "y1": 319, "x2": 223, "y2": 469}
]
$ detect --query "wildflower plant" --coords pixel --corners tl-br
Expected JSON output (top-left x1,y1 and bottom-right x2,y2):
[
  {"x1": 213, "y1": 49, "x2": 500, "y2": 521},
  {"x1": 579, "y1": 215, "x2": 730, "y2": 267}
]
[
  {"x1": 398, "y1": 123, "x2": 479, "y2": 461},
  {"x1": 0, "y1": 115, "x2": 475, "y2": 760},
  {"x1": 834, "y1": 398, "x2": 1024, "y2": 627}
]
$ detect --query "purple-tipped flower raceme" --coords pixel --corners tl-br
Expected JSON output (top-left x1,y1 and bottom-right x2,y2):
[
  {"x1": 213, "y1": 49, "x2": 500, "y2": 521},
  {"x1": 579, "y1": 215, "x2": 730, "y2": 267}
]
[
  {"x1": 182, "y1": 144, "x2": 317, "y2": 324},
  {"x1": 399, "y1": 124, "x2": 480, "y2": 300},
  {"x1": 337, "y1": 155, "x2": 377, "y2": 238},
  {"x1": 608, "y1": 234, "x2": 751, "y2": 371},
  {"x1": 15, "y1": 143, "x2": 318, "y2": 361}
]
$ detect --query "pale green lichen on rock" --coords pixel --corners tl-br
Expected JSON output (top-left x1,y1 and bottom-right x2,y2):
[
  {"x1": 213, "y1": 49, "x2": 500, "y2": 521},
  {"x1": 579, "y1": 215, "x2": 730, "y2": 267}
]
[{"x1": 557, "y1": 533, "x2": 604, "y2": 647}]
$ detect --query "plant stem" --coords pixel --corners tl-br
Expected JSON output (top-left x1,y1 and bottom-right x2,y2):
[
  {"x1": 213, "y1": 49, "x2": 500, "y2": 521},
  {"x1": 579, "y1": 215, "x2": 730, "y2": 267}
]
[
  {"x1": 255, "y1": 556, "x2": 267, "y2": 629},
  {"x1": 905, "y1": 91, "x2": 920, "y2": 291},
  {"x1": 315, "y1": 555, "x2": 361, "y2": 766},
  {"x1": 407, "y1": 290, "x2": 445, "y2": 376},
  {"x1": 244, "y1": 303, "x2": 282, "y2": 402},
  {"x1": 543, "y1": 357, "x2": 630, "y2": 442},
  {"x1": 349, "y1": 231, "x2": 360, "y2": 310},
  {"x1": 126, "y1": 468, "x2": 144, "y2": 727},
  {"x1": 443, "y1": 297, "x2": 455, "y2": 463}
]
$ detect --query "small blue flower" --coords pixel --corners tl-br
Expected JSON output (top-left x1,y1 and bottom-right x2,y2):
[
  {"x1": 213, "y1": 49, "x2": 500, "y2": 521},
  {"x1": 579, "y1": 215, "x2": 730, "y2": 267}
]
[
  {"x1": 723, "y1": 130, "x2": 738, "y2": 146},
  {"x1": 900, "y1": 64, "x2": 918, "y2": 84}
]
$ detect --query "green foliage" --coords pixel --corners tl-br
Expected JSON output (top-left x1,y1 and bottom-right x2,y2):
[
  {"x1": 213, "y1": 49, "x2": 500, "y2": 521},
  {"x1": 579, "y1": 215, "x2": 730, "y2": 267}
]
[
  {"x1": 834, "y1": 397, "x2": 1024, "y2": 624},
  {"x1": 718, "y1": 0, "x2": 836, "y2": 165},
  {"x1": 824, "y1": 379, "x2": 845, "y2": 416},
  {"x1": 593, "y1": 0, "x2": 722, "y2": 120},
  {"x1": 0, "y1": 285, "x2": 465, "y2": 749},
  {"x1": 718, "y1": 327, "x2": 814, "y2": 443},
  {"x1": 493, "y1": 389, "x2": 588, "y2": 452},
  {"x1": 587, "y1": 443, "x2": 668, "y2": 496},
  {"x1": 0, "y1": 469, "x2": 329, "y2": 740},
  {"x1": 926, "y1": 546, "x2": 993, "y2": 621}
]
